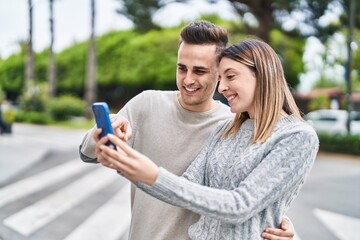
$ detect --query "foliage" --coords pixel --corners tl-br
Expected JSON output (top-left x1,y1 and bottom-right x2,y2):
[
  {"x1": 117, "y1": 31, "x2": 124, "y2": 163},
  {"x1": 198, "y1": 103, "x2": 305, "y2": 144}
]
[
  {"x1": 3, "y1": 106, "x2": 16, "y2": 124},
  {"x1": 115, "y1": 0, "x2": 162, "y2": 32},
  {"x1": 0, "y1": 51, "x2": 25, "y2": 99},
  {"x1": 15, "y1": 110, "x2": 51, "y2": 124},
  {"x1": 0, "y1": 85, "x2": 5, "y2": 103},
  {"x1": 55, "y1": 42, "x2": 88, "y2": 95},
  {"x1": 308, "y1": 95, "x2": 330, "y2": 111},
  {"x1": 270, "y1": 29, "x2": 305, "y2": 87},
  {"x1": 352, "y1": 30, "x2": 360, "y2": 91},
  {"x1": 18, "y1": 81, "x2": 48, "y2": 112},
  {"x1": 2, "y1": 15, "x2": 358, "y2": 109},
  {"x1": 318, "y1": 132, "x2": 360, "y2": 155},
  {"x1": 97, "y1": 28, "x2": 180, "y2": 88},
  {"x1": 313, "y1": 78, "x2": 342, "y2": 89},
  {"x1": 213, "y1": 0, "x2": 359, "y2": 41},
  {"x1": 47, "y1": 95, "x2": 86, "y2": 121},
  {"x1": 50, "y1": 118, "x2": 95, "y2": 129},
  {"x1": 114, "y1": 0, "x2": 201, "y2": 33}
]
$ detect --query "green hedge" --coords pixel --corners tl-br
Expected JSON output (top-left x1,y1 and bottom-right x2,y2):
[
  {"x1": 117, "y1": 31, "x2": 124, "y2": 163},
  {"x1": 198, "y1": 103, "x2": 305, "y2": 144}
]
[
  {"x1": 318, "y1": 133, "x2": 360, "y2": 155},
  {"x1": 48, "y1": 95, "x2": 86, "y2": 121},
  {"x1": 0, "y1": 16, "x2": 314, "y2": 104}
]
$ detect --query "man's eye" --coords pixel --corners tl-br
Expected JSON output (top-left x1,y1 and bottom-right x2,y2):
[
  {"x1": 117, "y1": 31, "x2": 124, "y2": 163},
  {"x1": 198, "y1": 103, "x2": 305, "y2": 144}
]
[
  {"x1": 195, "y1": 70, "x2": 206, "y2": 75},
  {"x1": 178, "y1": 67, "x2": 186, "y2": 72}
]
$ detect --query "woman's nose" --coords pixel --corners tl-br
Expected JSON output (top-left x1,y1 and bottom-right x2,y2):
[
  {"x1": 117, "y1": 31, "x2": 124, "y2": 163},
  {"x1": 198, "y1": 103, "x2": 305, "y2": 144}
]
[{"x1": 218, "y1": 80, "x2": 228, "y2": 94}]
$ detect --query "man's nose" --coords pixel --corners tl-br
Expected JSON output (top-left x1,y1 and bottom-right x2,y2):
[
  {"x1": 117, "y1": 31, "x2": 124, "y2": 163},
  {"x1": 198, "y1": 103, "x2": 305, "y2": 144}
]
[{"x1": 183, "y1": 72, "x2": 195, "y2": 85}]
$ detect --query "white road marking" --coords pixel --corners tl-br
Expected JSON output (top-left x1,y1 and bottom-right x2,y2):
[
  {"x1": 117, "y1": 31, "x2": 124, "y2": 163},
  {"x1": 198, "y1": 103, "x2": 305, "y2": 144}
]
[
  {"x1": 64, "y1": 184, "x2": 131, "y2": 240},
  {"x1": 0, "y1": 159, "x2": 94, "y2": 208},
  {"x1": 3, "y1": 167, "x2": 119, "y2": 236},
  {"x1": 314, "y1": 208, "x2": 360, "y2": 240},
  {"x1": 294, "y1": 232, "x2": 302, "y2": 240}
]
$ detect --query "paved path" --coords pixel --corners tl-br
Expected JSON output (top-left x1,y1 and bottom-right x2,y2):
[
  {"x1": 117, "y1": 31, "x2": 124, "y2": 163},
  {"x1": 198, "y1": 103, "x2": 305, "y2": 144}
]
[{"x1": 0, "y1": 123, "x2": 87, "y2": 185}]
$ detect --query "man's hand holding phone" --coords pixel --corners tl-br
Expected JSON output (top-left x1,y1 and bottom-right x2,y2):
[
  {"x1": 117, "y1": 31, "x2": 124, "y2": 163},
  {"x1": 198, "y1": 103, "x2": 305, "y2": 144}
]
[{"x1": 110, "y1": 116, "x2": 132, "y2": 142}]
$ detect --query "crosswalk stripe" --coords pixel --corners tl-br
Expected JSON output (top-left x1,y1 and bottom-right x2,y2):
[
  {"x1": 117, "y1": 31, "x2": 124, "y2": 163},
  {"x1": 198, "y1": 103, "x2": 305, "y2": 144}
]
[
  {"x1": 0, "y1": 159, "x2": 94, "y2": 208},
  {"x1": 3, "y1": 167, "x2": 119, "y2": 236},
  {"x1": 314, "y1": 208, "x2": 360, "y2": 240},
  {"x1": 64, "y1": 183, "x2": 131, "y2": 240}
]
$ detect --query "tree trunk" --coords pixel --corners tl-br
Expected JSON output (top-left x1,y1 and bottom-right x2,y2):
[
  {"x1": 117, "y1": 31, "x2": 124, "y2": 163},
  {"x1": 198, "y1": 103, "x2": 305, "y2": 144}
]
[
  {"x1": 48, "y1": 0, "x2": 57, "y2": 97},
  {"x1": 85, "y1": 0, "x2": 97, "y2": 118},
  {"x1": 251, "y1": 0, "x2": 273, "y2": 43},
  {"x1": 228, "y1": 0, "x2": 274, "y2": 43},
  {"x1": 26, "y1": 0, "x2": 35, "y2": 88},
  {"x1": 345, "y1": 0, "x2": 355, "y2": 134}
]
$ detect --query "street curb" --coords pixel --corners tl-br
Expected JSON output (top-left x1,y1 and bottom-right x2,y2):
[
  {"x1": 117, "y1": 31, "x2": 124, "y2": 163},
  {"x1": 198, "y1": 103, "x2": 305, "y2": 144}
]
[{"x1": 317, "y1": 151, "x2": 360, "y2": 161}]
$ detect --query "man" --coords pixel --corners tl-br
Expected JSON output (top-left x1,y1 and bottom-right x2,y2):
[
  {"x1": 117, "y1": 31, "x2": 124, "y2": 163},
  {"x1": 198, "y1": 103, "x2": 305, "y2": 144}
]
[{"x1": 80, "y1": 20, "x2": 295, "y2": 240}]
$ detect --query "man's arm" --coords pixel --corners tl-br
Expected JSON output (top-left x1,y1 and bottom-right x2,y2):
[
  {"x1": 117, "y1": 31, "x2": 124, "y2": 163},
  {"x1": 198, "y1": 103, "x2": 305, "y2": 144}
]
[{"x1": 79, "y1": 127, "x2": 98, "y2": 163}]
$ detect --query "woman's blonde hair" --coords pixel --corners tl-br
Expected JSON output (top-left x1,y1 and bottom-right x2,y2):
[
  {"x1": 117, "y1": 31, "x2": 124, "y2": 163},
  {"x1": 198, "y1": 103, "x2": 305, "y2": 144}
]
[{"x1": 219, "y1": 38, "x2": 302, "y2": 143}]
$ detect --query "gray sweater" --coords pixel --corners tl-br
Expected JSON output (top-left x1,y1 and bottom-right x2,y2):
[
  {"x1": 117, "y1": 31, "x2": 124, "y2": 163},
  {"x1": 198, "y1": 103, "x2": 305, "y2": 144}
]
[
  {"x1": 136, "y1": 115, "x2": 319, "y2": 239},
  {"x1": 80, "y1": 90, "x2": 233, "y2": 240}
]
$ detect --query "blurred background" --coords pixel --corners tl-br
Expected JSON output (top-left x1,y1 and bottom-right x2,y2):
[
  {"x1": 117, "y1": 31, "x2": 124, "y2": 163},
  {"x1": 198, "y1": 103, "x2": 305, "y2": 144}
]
[{"x1": 0, "y1": 0, "x2": 359, "y2": 239}]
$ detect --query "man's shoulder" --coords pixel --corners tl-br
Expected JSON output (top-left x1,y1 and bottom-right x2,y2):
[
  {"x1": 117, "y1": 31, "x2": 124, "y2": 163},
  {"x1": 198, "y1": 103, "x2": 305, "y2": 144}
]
[
  {"x1": 214, "y1": 101, "x2": 232, "y2": 118},
  {"x1": 141, "y1": 89, "x2": 176, "y2": 96}
]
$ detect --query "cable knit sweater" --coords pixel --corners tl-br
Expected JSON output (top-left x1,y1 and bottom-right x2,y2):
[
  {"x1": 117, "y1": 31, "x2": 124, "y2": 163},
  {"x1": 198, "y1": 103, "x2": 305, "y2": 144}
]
[{"x1": 137, "y1": 115, "x2": 319, "y2": 239}]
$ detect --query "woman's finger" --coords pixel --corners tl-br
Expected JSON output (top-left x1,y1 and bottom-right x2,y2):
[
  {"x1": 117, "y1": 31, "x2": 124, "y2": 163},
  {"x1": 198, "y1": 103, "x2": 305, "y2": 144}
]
[
  {"x1": 99, "y1": 145, "x2": 133, "y2": 174},
  {"x1": 107, "y1": 134, "x2": 141, "y2": 157}
]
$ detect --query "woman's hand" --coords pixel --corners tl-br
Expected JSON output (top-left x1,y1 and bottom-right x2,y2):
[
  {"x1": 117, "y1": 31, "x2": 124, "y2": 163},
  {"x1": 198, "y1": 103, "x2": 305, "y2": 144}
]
[
  {"x1": 97, "y1": 134, "x2": 159, "y2": 186},
  {"x1": 262, "y1": 217, "x2": 295, "y2": 240}
]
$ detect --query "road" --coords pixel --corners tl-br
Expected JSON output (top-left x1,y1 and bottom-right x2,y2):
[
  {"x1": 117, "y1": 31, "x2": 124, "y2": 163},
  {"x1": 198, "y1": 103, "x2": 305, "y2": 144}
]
[{"x1": 0, "y1": 123, "x2": 359, "y2": 240}]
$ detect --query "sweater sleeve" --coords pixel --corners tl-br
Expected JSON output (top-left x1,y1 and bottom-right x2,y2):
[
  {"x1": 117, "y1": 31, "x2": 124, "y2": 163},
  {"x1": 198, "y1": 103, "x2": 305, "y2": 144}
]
[
  {"x1": 144, "y1": 129, "x2": 319, "y2": 224},
  {"x1": 79, "y1": 92, "x2": 147, "y2": 163}
]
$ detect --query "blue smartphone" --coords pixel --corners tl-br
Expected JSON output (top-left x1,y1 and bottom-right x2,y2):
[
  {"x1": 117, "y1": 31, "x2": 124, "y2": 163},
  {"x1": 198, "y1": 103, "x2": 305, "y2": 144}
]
[{"x1": 92, "y1": 102, "x2": 117, "y2": 149}]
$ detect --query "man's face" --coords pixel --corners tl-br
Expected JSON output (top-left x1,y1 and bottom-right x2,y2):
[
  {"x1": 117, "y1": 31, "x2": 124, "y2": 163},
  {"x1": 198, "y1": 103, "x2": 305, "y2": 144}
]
[{"x1": 176, "y1": 42, "x2": 219, "y2": 112}]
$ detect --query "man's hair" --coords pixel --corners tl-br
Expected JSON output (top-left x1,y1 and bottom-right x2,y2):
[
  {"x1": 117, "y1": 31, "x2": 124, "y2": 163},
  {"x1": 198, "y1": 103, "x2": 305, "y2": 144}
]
[
  {"x1": 180, "y1": 20, "x2": 228, "y2": 55},
  {"x1": 219, "y1": 38, "x2": 302, "y2": 143}
]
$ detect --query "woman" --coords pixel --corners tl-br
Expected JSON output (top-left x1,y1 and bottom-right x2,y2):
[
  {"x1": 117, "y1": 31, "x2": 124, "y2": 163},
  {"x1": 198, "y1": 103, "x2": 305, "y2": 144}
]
[{"x1": 96, "y1": 38, "x2": 319, "y2": 239}]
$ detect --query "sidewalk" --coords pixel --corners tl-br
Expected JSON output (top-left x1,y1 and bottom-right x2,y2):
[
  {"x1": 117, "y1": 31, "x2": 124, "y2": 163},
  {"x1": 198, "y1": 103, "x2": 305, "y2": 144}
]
[{"x1": 0, "y1": 123, "x2": 88, "y2": 185}]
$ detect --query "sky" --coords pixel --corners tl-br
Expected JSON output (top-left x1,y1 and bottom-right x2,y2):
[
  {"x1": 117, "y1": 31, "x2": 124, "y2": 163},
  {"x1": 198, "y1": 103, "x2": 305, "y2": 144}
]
[{"x1": 0, "y1": 0, "x2": 236, "y2": 58}]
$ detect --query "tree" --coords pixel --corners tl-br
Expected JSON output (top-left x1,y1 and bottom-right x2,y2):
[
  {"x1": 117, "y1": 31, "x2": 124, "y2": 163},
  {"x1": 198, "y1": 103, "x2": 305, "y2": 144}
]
[
  {"x1": 84, "y1": 0, "x2": 97, "y2": 118},
  {"x1": 208, "y1": 0, "x2": 343, "y2": 43},
  {"x1": 115, "y1": 0, "x2": 188, "y2": 32},
  {"x1": 48, "y1": 0, "x2": 57, "y2": 97},
  {"x1": 116, "y1": 0, "x2": 161, "y2": 32},
  {"x1": 344, "y1": 0, "x2": 356, "y2": 133},
  {"x1": 26, "y1": 0, "x2": 35, "y2": 88}
]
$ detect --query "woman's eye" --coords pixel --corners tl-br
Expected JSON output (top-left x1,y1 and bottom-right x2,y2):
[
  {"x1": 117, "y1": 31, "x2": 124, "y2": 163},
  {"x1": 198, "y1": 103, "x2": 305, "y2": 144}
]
[{"x1": 227, "y1": 75, "x2": 235, "y2": 80}]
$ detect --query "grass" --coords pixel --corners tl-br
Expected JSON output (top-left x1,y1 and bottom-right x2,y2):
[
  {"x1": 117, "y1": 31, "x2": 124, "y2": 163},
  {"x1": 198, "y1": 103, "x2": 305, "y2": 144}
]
[{"x1": 49, "y1": 117, "x2": 95, "y2": 129}]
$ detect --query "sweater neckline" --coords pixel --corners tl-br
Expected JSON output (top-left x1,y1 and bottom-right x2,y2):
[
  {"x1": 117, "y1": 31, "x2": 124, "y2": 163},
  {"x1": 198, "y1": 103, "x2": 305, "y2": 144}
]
[{"x1": 174, "y1": 91, "x2": 223, "y2": 116}]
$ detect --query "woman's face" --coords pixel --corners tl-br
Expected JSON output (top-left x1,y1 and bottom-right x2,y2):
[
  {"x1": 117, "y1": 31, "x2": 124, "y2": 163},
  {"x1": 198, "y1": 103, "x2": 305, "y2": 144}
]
[{"x1": 218, "y1": 57, "x2": 257, "y2": 118}]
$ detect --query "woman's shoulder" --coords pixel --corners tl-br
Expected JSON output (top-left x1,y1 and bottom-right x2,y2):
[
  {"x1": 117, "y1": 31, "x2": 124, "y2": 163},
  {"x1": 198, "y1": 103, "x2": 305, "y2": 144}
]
[
  {"x1": 209, "y1": 118, "x2": 233, "y2": 137},
  {"x1": 276, "y1": 115, "x2": 319, "y2": 142}
]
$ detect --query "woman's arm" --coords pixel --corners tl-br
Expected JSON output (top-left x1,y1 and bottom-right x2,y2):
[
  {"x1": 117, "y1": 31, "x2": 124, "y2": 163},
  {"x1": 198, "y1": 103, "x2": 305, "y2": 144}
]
[{"x1": 99, "y1": 129, "x2": 318, "y2": 224}]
